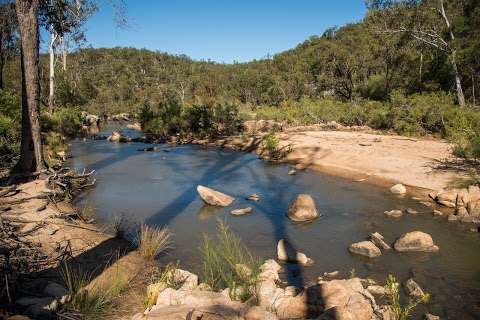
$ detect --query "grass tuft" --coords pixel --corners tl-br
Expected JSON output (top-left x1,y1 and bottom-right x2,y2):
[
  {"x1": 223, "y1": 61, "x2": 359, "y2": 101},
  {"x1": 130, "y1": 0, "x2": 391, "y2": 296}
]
[
  {"x1": 60, "y1": 257, "x2": 129, "y2": 319},
  {"x1": 201, "y1": 219, "x2": 261, "y2": 302},
  {"x1": 110, "y1": 214, "x2": 128, "y2": 239},
  {"x1": 78, "y1": 202, "x2": 96, "y2": 222},
  {"x1": 136, "y1": 224, "x2": 173, "y2": 260}
]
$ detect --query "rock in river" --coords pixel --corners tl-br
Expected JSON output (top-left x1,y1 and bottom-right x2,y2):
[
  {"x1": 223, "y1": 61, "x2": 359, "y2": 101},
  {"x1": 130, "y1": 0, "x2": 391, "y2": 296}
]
[
  {"x1": 287, "y1": 194, "x2": 319, "y2": 222},
  {"x1": 197, "y1": 185, "x2": 234, "y2": 207},
  {"x1": 319, "y1": 278, "x2": 375, "y2": 320},
  {"x1": 394, "y1": 231, "x2": 439, "y2": 252},
  {"x1": 384, "y1": 209, "x2": 403, "y2": 218},
  {"x1": 277, "y1": 239, "x2": 313, "y2": 265},
  {"x1": 107, "y1": 131, "x2": 121, "y2": 142},
  {"x1": 390, "y1": 184, "x2": 406, "y2": 194},
  {"x1": 404, "y1": 278, "x2": 425, "y2": 299},
  {"x1": 230, "y1": 207, "x2": 253, "y2": 216},
  {"x1": 348, "y1": 241, "x2": 381, "y2": 258},
  {"x1": 369, "y1": 232, "x2": 391, "y2": 250}
]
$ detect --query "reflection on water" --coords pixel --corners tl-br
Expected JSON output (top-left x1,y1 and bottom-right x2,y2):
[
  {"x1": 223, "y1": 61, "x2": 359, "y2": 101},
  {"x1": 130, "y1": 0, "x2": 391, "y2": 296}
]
[{"x1": 70, "y1": 136, "x2": 480, "y2": 319}]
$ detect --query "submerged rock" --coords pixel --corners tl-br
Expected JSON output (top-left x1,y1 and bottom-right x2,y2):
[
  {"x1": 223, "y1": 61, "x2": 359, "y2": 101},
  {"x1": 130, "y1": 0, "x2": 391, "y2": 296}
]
[
  {"x1": 384, "y1": 209, "x2": 403, "y2": 218},
  {"x1": 406, "y1": 208, "x2": 418, "y2": 214},
  {"x1": 197, "y1": 185, "x2": 234, "y2": 206},
  {"x1": 390, "y1": 184, "x2": 406, "y2": 194},
  {"x1": 230, "y1": 207, "x2": 253, "y2": 216},
  {"x1": 247, "y1": 193, "x2": 260, "y2": 201},
  {"x1": 287, "y1": 194, "x2": 319, "y2": 222},
  {"x1": 424, "y1": 313, "x2": 440, "y2": 320},
  {"x1": 277, "y1": 239, "x2": 313, "y2": 265},
  {"x1": 394, "y1": 231, "x2": 439, "y2": 252},
  {"x1": 348, "y1": 241, "x2": 381, "y2": 258}
]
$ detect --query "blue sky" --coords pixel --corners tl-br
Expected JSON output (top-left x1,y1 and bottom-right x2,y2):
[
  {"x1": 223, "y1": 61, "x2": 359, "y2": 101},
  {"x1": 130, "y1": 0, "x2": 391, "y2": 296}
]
[{"x1": 56, "y1": 1, "x2": 366, "y2": 63}]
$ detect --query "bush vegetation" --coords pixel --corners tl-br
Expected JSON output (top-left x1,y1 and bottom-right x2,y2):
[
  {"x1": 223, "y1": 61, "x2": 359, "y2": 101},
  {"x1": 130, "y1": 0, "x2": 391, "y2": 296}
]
[
  {"x1": 201, "y1": 220, "x2": 261, "y2": 302},
  {"x1": 139, "y1": 98, "x2": 244, "y2": 138},
  {"x1": 384, "y1": 274, "x2": 430, "y2": 320},
  {"x1": 0, "y1": 90, "x2": 21, "y2": 159}
]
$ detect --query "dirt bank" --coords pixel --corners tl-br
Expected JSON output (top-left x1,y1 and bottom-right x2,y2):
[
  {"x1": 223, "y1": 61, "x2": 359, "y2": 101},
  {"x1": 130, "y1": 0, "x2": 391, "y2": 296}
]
[{"x1": 0, "y1": 179, "x2": 149, "y2": 319}]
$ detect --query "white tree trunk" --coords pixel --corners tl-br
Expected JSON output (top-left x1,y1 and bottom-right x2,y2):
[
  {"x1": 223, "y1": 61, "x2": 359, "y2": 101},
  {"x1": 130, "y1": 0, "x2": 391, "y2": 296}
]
[
  {"x1": 440, "y1": 0, "x2": 465, "y2": 106},
  {"x1": 48, "y1": 29, "x2": 57, "y2": 113},
  {"x1": 61, "y1": 36, "x2": 67, "y2": 71}
]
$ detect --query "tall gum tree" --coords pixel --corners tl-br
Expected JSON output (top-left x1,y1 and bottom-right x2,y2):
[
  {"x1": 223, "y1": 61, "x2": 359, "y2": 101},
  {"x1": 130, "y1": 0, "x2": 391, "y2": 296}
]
[
  {"x1": 41, "y1": 0, "x2": 96, "y2": 113},
  {"x1": 12, "y1": 0, "x2": 45, "y2": 174}
]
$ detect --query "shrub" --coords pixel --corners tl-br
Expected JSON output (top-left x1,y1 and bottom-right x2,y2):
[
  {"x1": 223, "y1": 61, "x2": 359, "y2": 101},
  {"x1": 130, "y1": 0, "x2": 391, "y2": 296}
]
[
  {"x1": 41, "y1": 107, "x2": 83, "y2": 138},
  {"x1": 385, "y1": 274, "x2": 430, "y2": 320},
  {"x1": 263, "y1": 131, "x2": 280, "y2": 155},
  {"x1": 136, "y1": 224, "x2": 173, "y2": 260},
  {"x1": 201, "y1": 220, "x2": 261, "y2": 302}
]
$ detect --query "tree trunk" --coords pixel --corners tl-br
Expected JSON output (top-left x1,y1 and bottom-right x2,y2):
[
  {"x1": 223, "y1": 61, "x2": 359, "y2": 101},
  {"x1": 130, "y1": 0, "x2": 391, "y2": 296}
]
[
  {"x1": 61, "y1": 35, "x2": 67, "y2": 71},
  {"x1": 440, "y1": 0, "x2": 465, "y2": 106},
  {"x1": 450, "y1": 50, "x2": 466, "y2": 106},
  {"x1": 48, "y1": 28, "x2": 56, "y2": 113},
  {"x1": 12, "y1": 0, "x2": 45, "y2": 174}
]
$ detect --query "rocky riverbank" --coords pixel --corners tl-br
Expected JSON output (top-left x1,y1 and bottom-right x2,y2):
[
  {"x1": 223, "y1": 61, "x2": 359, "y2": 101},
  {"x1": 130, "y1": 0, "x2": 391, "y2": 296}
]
[{"x1": 133, "y1": 258, "x2": 438, "y2": 320}]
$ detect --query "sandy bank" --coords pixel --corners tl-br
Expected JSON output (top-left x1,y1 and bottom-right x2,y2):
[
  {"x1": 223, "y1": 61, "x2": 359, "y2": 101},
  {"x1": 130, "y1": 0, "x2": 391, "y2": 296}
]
[
  {"x1": 282, "y1": 130, "x2": 461, "y2": 192},
  {"x1": 192, "y1": 127, "x2": 466, "y2": 194}
]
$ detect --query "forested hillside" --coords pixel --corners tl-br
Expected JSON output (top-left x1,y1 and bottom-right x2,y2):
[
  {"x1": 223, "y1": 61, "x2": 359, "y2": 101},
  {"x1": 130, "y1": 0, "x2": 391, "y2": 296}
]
[
  {"x1": 1, "y1": 0, "x2": 480, "y2": 165},
  {"x1": 2, "y1": 0, "x2": 479, "y2": 113}
]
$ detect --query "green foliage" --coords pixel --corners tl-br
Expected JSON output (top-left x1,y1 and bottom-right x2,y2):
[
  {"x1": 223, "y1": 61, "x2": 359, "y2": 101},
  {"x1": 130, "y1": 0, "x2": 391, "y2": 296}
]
[
  {"x1": 140, "y1": 98, "x2": 244, "y2": 138},
  {"x1": 41, "y1": 107, "x2": 83, "y2": 138},
  {"x1": 385, "y1": 274, "x2": 430, "y2": 320},
  {"x1": 0, "y1": 90, "x2": 20, "y2": 156},
  {"x1": 263, "y1": 131, "x2": 280, "y2": 155},
  {"x1": 201, "y1": 220, "x2": 261, "y2": 302}
]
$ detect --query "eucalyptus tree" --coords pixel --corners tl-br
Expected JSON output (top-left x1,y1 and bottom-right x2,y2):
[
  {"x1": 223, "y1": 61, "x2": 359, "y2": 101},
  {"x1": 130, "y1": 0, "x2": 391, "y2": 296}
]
[
  {"x1": 40, "y1": 0, "x2": 96, "y2": 113},
  {"x1": 366, "y1": 0, "x2": 467, "y2": 105}
]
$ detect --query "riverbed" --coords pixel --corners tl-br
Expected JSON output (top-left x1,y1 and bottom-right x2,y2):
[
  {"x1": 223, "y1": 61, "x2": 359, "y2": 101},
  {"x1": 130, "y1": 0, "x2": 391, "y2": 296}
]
[{"x1": 70, "y1": 127, "x2": 480, "y2": 319}]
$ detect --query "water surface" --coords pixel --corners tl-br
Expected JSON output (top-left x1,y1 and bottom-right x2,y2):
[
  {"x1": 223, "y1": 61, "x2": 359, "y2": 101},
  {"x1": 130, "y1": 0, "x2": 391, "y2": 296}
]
[{"x1": 70, "y1": 129, "x2": 480, "y2": 319}]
